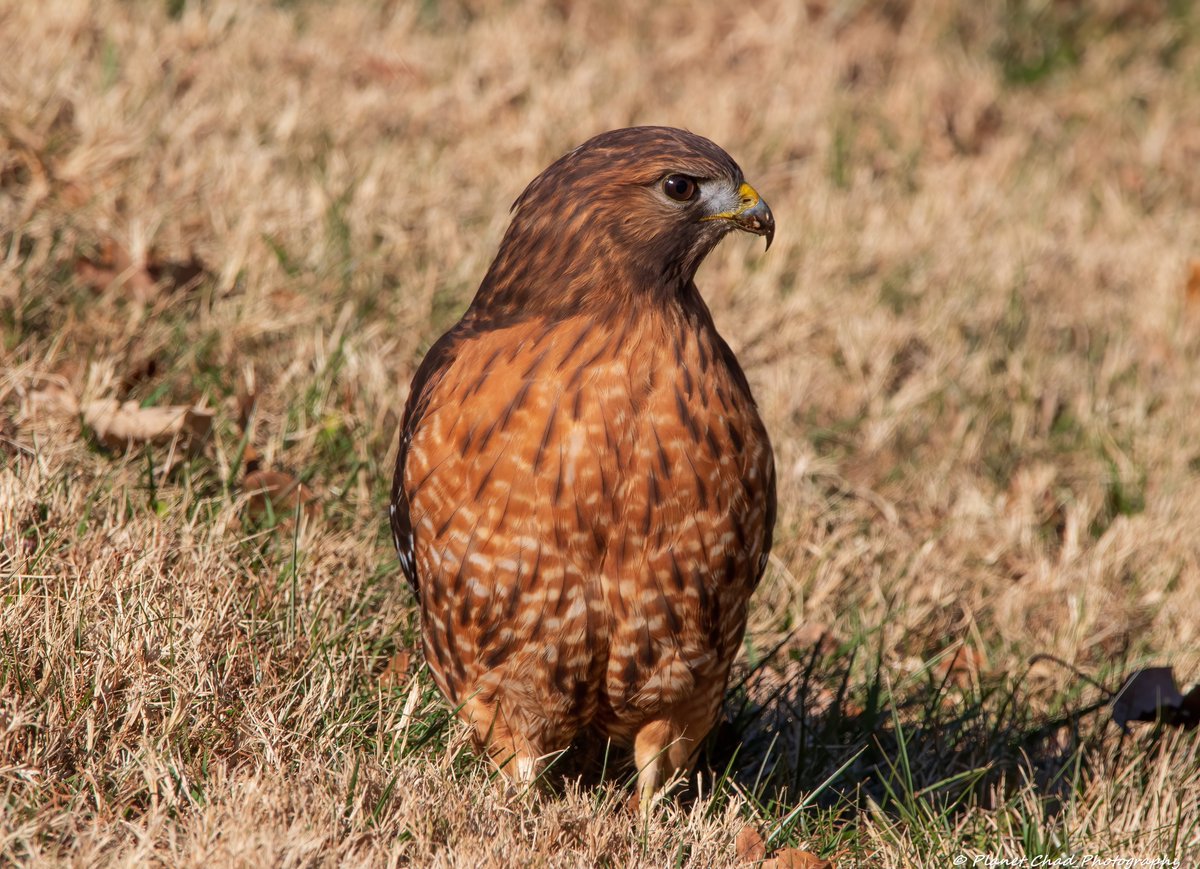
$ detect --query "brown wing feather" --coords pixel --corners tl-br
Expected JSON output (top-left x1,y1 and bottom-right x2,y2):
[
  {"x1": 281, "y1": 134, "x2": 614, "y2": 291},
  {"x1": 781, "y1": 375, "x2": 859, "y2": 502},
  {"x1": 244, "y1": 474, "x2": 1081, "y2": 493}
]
[{"x1": 390, "y1": 322, "x2": 473, "y2": 593}]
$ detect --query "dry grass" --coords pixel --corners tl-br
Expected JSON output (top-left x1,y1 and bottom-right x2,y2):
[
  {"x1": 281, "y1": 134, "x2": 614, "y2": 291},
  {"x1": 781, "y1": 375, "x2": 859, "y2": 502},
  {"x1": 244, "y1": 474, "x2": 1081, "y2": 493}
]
[{"x1": 3, "y1": 0, "x2": 1200, "y2": 865}]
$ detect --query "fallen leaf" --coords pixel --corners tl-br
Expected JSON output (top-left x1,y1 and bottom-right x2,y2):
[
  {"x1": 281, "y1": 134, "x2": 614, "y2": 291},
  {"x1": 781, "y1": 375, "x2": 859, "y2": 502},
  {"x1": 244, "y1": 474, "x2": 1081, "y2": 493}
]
[
  {"x1": 83, "y1": 399, "x2": 213, "y2": 451},
  {"x1": 57, "y1": 178, "x2": 91, "y2": 208},
  {"x1": 75, "y1": 239, "x2": 154, "y2": 300},
  {"x1": 1111, "y1": 667, "x2": 1184, "y2": 730},
  {"x1": 1186, "y1": 259, "x2": 1200, "y2": 315},
  {"x1": 352, "y1": 53, "x2": 424, "y2": 86},
  {"x1": 242, "y1": 469, "x2": 320, "y2": 521},
  {"x1": 379, "y1": 649, "x2": 413, "y2": 688},
  {"x1": 736, "y1": 824, "x2": 767, "y2": 865},
  {"x1": 18, "y1": 381, "x2": 79, "y2": 421},
  {"x1": 241, "y1": 443, "x2": 262, "y2": 474},
  {"x1": 75, "y1": 239, "x2": 207, "y2": 302},
  {"x1": 763, "y1": 848, "x2": 832, "y2": 869}
]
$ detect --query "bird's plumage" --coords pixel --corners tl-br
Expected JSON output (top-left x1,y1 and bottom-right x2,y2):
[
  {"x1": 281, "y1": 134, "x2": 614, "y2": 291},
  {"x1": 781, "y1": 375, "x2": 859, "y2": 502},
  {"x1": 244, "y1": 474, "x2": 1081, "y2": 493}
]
[{"x1": 390, "y1": 126, "x2": 776, "y2": 805}]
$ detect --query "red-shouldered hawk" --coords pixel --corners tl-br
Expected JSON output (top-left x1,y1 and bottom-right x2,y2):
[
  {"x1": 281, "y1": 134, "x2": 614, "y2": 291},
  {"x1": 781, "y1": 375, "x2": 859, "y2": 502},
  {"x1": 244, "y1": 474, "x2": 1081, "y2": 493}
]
[{"x1": 390, "y1": 126, "x2": 776, "y2": 808}]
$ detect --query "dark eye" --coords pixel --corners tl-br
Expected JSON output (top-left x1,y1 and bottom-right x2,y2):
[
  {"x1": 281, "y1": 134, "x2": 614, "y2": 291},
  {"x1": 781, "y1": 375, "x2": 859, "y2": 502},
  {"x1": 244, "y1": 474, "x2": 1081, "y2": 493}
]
[{"x1": 662, "y1": 174, "x2": 697, "y2": 202}]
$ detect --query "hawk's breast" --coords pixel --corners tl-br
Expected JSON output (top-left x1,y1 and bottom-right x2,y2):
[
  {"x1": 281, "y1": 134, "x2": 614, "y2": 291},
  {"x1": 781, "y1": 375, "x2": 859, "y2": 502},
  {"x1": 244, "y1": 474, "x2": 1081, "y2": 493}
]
[{"x1": 404, "y1": 305, "x2": 774, "y2": 735}]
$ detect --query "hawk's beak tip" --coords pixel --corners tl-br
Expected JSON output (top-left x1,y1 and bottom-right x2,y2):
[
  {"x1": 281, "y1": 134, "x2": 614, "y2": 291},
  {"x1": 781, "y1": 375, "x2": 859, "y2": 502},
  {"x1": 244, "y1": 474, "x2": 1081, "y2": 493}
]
[
  {"x1": 727, "y1": 182, "x2": 774, "y2": 252},
  {"x1": 737, "y1": 195, "x2": 775, "y2": 252}
]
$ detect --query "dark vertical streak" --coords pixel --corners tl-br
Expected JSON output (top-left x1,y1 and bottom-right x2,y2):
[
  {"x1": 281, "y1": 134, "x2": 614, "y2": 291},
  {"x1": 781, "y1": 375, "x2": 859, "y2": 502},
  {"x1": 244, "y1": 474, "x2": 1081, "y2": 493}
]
[
  {"x1": 435, "y1": 502, "x2": 466, "y2": 539},
  {"x1": 727, "y1": 420, "x2": 744, "y2": 453},
  {"x1": 476, "y1": 419, "x2": 499, "y2": 454},
  {"x1": 714, "y1": 383, "x2": 731, "y2": 413},
  {"x1": 474, "y1": 460, "x2": 497, "y2": 500},
  {"x1": 638, "y1": 625, "x2": 654, "y2": 667},
  {"x1": 705, "y1": 424, "x2": 721, "y2": 456},
  {"x1": 641, "y1": 491, "x2": 654, "y2": 537},
  {"x1": 500, "y1": 379, "x2": 533, "y2": 429},
  {"x1": 483, "y1": 643, "x2": 510, "y2": 670},
  {"x1": 682, "y1": 451, "x2": 709, "y2": 511},
  {"x1": 533, "y1": 395, "x2": 560, "y2": 473},
  {"x1": 622, "y1": 656, "x2": 639, "y2": 690},
  {"x1": 558, "y1": 324, "x2": 592, "y2": 370},
  {"x1": 662, "y1": 597, "x2": 681, "y2": 634},
  {"x1": 460, "y1": 422, "x2": 477, "y2": 454},
  {"x1": 652, "y1": 428, "x2": 671, "y2": 479},
  {"x1": 521, "y1": 348, "x2": 550, "y2": 379},
  {"x1": 668, "y1": 552, "x2": 686, "y2": 592},
  {"x1": 567, "y1": 333, "x2": 613, "y2": 391},
  {"x1": 553, "y1": 443, "x2": 566, "y2": 504},
  {"x1": 675, "y1": 386, "x2": 700, "y2": 441}
]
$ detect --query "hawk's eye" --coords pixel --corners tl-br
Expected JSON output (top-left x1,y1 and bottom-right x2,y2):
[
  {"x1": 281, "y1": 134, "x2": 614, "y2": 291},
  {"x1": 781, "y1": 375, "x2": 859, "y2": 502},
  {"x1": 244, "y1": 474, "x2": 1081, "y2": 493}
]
[{"x1": 662, "y1": 174, "x2": 697, "y2": 202}]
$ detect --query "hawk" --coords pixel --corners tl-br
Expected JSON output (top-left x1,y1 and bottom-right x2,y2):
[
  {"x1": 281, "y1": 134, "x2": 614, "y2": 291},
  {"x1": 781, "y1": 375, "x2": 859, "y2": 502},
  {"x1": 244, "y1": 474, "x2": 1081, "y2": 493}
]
[{"x1": 390, "y1": 126, "x2": 776, "y2": 808}]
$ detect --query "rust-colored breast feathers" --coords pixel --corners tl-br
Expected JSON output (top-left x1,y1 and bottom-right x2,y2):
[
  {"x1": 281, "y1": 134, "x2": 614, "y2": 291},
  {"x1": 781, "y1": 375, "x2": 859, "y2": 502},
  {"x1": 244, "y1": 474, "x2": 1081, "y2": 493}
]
[{"x1": 397, "y1": 305, "x2": 774, "y2": 751}]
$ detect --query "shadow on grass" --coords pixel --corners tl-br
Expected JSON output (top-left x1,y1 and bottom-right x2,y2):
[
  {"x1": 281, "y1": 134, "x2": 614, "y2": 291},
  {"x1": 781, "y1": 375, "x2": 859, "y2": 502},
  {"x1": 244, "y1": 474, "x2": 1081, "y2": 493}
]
[{"x1": 692, "y1": 630, "x2": 1188, "y2": 856}]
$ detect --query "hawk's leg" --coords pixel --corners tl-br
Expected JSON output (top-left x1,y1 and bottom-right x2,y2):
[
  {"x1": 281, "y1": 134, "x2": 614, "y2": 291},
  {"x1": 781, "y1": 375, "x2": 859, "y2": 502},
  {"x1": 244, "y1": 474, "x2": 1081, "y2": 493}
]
[{"x1": 630, "y1": 704, "x2": 715, "y2": 814}]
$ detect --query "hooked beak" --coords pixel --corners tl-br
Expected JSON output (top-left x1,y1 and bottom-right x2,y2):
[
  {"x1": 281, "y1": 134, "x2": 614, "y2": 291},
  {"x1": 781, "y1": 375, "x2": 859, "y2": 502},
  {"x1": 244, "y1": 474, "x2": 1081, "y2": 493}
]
[{"x1": 702, "y1": 181, "x2": 775, "y2": 250}]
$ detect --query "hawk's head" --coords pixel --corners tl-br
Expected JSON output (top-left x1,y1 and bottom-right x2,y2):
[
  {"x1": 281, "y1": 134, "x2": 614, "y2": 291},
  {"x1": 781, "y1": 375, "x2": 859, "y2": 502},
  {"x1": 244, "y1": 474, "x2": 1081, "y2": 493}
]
[{"x1": 475, "y1": 126, "x2": 774, "y2": 316}]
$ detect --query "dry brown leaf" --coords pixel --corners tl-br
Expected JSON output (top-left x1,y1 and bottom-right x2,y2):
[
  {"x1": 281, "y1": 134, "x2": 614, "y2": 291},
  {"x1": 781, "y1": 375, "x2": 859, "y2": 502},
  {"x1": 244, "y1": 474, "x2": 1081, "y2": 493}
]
[
  {"x1": 352, "y1": 53, "x2": 424, "y2": 86},
  {"x1": 241, "y1": 443, "x2": 262, "y2": 474},
  {"x1": 379, "y1": 649, "x2": 413, "y2": 688},
  {"x1": 83, "y1": 399, "x2": 213, "y2": 451},
  {"x1": 736, "y1": 824, "x2": 767, "y2": 865},
  {"x1": 75, "y1": 239, "x2": 154, "y2": 300},
  {"x1": 19, "y1": 381, "x2": 79, "y2": 421},
  {"x1": 242, "y1": 469, "x2": 320, "y2": 521},
  {"x1": 1186, "y1": 259, "x2": 1200, "y2": 315},
  {"x1": 57, "y1": 178, "x2": 91, "y2": 208},
  {"x1": 763, "y1": 847, "x2": 832, "y2": 869},
  {"x1": 75, "y1": 239, "x2": 207, "y2": 302}
]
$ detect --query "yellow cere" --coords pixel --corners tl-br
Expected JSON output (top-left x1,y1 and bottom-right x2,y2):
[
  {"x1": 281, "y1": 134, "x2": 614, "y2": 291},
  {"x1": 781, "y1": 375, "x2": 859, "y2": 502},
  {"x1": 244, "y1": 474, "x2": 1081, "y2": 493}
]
[{"x1": 701, "y1": 182, "x2": 761, "y2": 221}]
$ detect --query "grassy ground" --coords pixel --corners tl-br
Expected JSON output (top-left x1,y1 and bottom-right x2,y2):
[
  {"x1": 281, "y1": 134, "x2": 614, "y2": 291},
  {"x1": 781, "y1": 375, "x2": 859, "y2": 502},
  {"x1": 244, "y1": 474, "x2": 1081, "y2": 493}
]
[{"x1": 3, "y1": 0, "x2": 1200, "y2": 865}]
